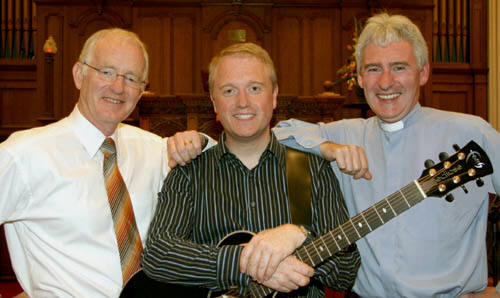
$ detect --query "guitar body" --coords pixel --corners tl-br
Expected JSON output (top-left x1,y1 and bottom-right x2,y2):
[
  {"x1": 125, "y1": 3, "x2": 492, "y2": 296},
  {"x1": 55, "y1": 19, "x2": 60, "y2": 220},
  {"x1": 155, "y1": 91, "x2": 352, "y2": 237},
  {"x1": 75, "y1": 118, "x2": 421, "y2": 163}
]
[
  {"x1": 120, "y1": 231, "x2": 263, "y2": 298},
  {"x1": 120, "y1": 269, "x2": 209, "y2": 298}
]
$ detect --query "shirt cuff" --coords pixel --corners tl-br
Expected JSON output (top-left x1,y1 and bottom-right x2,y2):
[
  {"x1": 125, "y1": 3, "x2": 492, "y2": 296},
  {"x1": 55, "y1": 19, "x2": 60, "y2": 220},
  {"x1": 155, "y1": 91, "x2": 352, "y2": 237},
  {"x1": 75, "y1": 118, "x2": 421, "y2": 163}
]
[{"x1": 216, "y1": 244, "x2": 250, "y2": 294}]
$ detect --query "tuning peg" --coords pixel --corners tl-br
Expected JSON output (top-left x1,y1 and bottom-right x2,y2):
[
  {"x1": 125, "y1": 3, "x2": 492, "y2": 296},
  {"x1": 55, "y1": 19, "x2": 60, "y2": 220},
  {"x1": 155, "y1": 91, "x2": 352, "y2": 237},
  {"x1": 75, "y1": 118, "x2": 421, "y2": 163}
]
[
  {"x1": 424, "y1": 159, "x2": 435, "y2": 169},
  {"x1": 439, "y1": 152, "x2": 450, "y2": 161},
  {"x1": 453, "y1": 144, "x2": 461, "y2": 151},
  {"x1": 461, "y1": 185, "x2": 469, "y2": 194},
  {"x1": 476, "y1": 178, "x2": 484, "y2": 187},
  {"x1": 445, "y1": 194, "x2": 454, "y2": 202}
]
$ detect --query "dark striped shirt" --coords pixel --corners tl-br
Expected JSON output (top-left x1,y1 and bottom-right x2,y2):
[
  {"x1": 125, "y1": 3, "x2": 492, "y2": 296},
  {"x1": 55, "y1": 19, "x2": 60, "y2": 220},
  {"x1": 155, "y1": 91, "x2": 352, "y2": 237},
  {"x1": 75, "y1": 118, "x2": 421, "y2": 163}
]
[{"x1": 142, "y1": 133, "x2": 360, "y2": 297}]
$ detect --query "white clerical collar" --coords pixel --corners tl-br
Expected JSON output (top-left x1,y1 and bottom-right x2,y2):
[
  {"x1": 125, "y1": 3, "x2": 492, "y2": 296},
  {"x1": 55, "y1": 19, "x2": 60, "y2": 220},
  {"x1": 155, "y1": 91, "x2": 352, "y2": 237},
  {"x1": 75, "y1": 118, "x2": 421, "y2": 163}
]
[{"x1": 380, "y1": 120, "x2": 404, "y2": 132}]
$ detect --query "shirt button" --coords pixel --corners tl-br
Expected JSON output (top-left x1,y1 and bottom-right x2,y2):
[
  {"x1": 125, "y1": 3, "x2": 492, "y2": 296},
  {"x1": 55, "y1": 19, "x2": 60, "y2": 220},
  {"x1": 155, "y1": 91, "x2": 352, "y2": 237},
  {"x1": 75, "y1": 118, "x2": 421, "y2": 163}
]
[{"x1": 250, "y1": 201, "x2": 256, "y2": 208}]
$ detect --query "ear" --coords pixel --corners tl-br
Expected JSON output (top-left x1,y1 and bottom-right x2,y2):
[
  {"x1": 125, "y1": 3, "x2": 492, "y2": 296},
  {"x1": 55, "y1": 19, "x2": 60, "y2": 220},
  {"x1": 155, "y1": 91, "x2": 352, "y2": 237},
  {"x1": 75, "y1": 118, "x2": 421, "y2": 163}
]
[
  {"x1": 210, "y1": 94, "x2": 217, "y2": 114},
  {"x1": 357, "y1": 72, "x2": 364, "y2": 89},
  {"x1": 419, "y1": 62, "x2": 430, "y2": 86},
  {"x1": 72, "y1": 62, "x2": 83, "y2": 90},
  {"x1": 272, "y1": 85, "x2": 278, "y2": 109}
]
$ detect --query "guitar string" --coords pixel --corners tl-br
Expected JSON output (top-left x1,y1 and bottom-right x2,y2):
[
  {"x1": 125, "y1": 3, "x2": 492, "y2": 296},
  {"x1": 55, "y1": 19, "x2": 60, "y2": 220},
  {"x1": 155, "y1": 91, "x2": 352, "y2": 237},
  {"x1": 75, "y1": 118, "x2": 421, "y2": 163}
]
[{"x1": 297, "y1": 156, "x2": 467, "y2": 267}]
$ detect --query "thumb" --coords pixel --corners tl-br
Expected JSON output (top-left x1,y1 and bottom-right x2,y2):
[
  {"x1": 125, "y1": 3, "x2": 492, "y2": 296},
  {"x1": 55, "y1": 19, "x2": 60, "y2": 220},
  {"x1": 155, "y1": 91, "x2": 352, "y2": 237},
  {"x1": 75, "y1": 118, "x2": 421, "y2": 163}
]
[{"x1": 168, "y1": 157, "x2": 179, "y2": 169}]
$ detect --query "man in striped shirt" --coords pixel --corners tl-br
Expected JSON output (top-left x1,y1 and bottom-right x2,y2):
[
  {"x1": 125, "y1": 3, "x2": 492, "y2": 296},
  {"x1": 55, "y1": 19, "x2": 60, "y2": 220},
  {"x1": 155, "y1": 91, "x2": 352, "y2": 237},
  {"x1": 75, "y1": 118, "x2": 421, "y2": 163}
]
[{"x1": 141, "y1": 42, "x2": 360, "y2": 297}]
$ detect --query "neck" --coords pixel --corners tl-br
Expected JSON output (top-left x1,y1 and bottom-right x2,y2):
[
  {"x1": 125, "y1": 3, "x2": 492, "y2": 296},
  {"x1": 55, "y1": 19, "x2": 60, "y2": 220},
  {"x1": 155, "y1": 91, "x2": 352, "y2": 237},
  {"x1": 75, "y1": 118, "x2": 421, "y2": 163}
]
[
  {"x1": 225, "y1": 131, "x2": 271, "y2": 170},
  {"x1": 77, "y1": 101, "x2": 118, "y2": 137}
]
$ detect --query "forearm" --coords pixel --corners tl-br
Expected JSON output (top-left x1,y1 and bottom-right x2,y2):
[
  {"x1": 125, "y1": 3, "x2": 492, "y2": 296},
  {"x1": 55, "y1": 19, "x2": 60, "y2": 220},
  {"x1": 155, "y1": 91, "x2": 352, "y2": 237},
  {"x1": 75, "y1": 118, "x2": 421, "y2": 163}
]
[{"x1": 273, "y1": 119, "x2": 327, "y2": 157}]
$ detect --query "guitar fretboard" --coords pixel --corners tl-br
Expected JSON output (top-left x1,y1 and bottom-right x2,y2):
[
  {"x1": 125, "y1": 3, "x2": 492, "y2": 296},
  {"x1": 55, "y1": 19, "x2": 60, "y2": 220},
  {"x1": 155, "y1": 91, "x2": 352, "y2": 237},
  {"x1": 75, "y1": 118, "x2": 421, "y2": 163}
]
[{"x1": 294, "y1": 180, "x2": 427, "y2": 267}]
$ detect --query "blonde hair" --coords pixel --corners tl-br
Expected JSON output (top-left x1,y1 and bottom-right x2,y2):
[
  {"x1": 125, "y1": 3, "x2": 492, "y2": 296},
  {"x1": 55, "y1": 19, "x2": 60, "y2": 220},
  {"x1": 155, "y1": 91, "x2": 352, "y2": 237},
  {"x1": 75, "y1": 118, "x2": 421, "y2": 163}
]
[
  {"x1": 355, "y1": 13, "x2": 428, "y2": 72},
  {"x1": 78, "y1": 28, "x2": 149, "y2": 82},
  {"x1": 208, "y1": 43, "x2": 277, "y2": 96}
]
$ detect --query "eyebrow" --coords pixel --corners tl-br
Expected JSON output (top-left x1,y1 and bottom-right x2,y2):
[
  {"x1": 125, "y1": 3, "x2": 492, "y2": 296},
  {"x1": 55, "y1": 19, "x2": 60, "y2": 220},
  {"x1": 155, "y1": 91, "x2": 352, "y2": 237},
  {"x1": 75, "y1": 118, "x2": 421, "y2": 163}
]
[{"x1": 363, "y1": 61, "x2": 409, "y2": 69}]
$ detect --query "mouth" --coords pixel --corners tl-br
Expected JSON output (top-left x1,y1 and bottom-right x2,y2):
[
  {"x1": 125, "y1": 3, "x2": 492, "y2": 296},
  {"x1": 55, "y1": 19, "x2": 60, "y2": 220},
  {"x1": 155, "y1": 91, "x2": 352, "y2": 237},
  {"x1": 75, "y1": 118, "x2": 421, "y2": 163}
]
[
  {"x1": 233, "y1": 113, "x2": 255, "y2": 120},
  {"x1": 102, "y1": 97, "x2": 123, "y2": 104},
  {"x1": 377, "y1": 92, "x2": 401, "y2": 100}
]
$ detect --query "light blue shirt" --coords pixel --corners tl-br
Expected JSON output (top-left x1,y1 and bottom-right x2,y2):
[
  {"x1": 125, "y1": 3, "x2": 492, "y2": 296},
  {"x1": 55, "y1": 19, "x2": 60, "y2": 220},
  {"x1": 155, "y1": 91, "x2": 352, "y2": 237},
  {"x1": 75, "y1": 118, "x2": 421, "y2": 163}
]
[{"x1": 273, "y1": 104, "x2": 500, "y2": 298}]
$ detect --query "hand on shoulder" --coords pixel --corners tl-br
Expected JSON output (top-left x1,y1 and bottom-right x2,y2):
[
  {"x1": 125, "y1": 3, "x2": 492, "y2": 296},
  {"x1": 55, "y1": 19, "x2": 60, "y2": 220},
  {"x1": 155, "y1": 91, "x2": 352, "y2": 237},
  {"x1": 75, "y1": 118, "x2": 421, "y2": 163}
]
[
  {"x1": 319, "y1": 141, "x2": 372, "y2": 180},
  {"x1": 167, "y1": 130, "x2": 207, "y2": 168}
]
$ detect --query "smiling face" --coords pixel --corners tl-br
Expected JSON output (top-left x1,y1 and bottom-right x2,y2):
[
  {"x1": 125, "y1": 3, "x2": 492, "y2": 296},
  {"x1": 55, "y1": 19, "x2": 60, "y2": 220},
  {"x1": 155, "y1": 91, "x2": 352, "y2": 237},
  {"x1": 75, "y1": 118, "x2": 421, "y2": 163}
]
[
  {"x1": 357, "y1": 41, "x2": 429, "y2": 123},
  {"x1": 211, "y1": 54, "x2": 278, "y2": 148},
  {"x1": 73, "y1": 33, "x2": 145, "y2": 136}
]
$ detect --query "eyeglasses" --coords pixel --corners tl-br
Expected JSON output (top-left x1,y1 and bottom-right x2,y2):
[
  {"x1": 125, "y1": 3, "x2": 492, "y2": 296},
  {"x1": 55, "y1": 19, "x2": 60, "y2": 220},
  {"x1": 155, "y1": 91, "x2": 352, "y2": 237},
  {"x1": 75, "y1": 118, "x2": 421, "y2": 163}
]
[{"x1": 82, "y1": 62, "x2": 146, "y2": 90}]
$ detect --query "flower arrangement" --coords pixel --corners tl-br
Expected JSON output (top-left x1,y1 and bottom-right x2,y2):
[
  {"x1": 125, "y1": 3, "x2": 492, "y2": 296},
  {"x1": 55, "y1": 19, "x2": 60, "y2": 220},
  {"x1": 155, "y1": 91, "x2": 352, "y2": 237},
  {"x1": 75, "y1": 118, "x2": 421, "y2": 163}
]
[{"x1": 333, "y1": 17, "x2": 363, "y2": 95}]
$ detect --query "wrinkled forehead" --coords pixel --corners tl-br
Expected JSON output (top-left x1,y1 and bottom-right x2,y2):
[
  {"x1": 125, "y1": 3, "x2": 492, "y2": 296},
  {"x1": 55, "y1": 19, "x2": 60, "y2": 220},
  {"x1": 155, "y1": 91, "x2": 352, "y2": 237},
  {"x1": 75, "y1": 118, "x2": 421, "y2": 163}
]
[
  {"x1": 361, "y1": 41, "x2": 416, "y2": 64},
  {"x1": 93, "y1": 36, "x2": 146, "y2": 71}
]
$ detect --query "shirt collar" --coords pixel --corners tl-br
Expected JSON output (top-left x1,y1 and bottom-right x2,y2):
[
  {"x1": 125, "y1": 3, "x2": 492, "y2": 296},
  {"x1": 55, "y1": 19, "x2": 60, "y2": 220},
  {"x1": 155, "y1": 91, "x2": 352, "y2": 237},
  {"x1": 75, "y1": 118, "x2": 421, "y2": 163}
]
[
  {"x1": 68, "y1": 105, "x2": 116, "y2": 158},
  {"x1": 213, "y1": 131, "x2": 286, "y2": 168},
  {"x1": 378, "y1": 103, "x2": 422, "y2": 132}
]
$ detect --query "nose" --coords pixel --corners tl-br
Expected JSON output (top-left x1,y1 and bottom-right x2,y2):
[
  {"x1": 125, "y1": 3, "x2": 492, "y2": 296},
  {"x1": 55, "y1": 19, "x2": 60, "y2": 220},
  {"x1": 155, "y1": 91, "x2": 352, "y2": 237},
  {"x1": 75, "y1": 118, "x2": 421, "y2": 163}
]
[
  {"x1": 378, "y1": 70, "x2": 394, "y2": 90},
  {"x1": 236, "y1": 91, "x2": 250, "y2": 107},
  {"x1": 109, "y1": 75, "x2": 126, "y2": 93}
]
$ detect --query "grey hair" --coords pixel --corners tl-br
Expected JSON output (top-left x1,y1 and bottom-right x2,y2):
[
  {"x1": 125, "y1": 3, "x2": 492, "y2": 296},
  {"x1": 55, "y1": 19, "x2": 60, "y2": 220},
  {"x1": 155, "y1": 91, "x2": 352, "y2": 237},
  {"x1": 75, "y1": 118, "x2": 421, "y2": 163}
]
[
  {"x1": 355, "y1": 13, "x2": 428, "y2": 72},
  {"x1": 208, "y1": 42, "x2": 277, "y2": 96},
  {"x1": 78, "y1": 28, "x2": 149, "y2": 82}
]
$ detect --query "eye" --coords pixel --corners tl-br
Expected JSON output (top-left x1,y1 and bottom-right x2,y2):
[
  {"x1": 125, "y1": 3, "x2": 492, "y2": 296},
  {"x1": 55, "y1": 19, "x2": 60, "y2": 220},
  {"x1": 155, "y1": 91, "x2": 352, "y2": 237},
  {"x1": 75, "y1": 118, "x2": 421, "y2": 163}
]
[
  {"x1": 100, "y1": 68, "x2": 116, "y2": 78},
  {"x1": 124, "y1": 74, "x2": 140, "y2": 84},
  {"x1": 222, "y1": 87, "x2": 237, "y2": 96},
  {"x1": 365, "y1": 66, "x2": 381, "y2": 73},
  {"x1": 248, "y1": 85, "x2": 263, "y2": 94},
  {"x1": 392, "y1": 64, "x2": 407, "y2": 72}
]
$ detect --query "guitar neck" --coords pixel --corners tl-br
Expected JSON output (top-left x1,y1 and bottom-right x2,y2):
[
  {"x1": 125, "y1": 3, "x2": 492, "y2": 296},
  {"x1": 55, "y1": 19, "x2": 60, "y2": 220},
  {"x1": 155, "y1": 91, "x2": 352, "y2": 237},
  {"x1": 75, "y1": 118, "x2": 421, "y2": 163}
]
[{"x1": 294, "y1": 180, "x2": 427, "y2": 267}]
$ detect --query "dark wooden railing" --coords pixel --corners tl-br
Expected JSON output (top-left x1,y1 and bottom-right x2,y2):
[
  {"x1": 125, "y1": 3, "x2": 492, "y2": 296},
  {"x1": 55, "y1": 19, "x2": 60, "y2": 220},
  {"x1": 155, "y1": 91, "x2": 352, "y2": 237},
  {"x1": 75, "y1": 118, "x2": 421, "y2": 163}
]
[
  {"x1": 433, "y1": 0, "x2": 470, "y2": 63},
  {"x1": 0, "y1": 0, "x2": 36, "y2": 59}
]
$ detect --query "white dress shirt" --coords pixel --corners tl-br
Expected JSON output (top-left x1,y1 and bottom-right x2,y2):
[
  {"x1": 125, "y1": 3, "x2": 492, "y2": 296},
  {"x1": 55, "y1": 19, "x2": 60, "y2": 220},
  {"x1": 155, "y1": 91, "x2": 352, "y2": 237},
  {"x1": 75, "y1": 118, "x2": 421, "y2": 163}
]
[{"x1": 0, "y1": 106, "x2": 169, "y2": 297}]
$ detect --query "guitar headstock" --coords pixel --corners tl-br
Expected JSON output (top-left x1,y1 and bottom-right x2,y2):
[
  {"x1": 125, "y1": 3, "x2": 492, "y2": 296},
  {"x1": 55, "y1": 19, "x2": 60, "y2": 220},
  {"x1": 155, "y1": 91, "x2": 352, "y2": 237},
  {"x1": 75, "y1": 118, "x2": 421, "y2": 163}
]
[{"x1": 419, "y1": 141, "x2": 493, "y2": 199}]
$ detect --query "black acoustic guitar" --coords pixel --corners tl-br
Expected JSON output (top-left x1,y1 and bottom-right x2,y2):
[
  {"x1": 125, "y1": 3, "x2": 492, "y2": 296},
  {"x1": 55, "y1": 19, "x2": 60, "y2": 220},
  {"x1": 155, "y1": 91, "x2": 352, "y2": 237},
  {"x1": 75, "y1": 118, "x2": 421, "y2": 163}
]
[{"x1": 121, "y1": 140, "x2": 494, "y2": 298}]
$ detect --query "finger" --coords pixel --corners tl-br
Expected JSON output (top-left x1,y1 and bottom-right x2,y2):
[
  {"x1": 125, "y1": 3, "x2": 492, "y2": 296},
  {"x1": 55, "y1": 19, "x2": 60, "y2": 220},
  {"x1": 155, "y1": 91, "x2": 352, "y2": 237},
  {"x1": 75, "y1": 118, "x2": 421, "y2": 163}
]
[
  {"x1": 256, "y1": 251, "x2": 271, "y2": 282},
  {"x1": 246, "y1": 248, "x2": 263, "y2": 280},
  {"x1": 264, "y1": 252, "x2": 282, "y2": 281},
  {"x1": 354, "y1": 148, "x2": 370, "y2": 180},
  {"x1": 352, "y1": 149, "x2": 364, "y2": 179},
  {"x1": 335, "y1": 150, "x2": 347, "y2": 171},
  {"x1": 167, "y1": 141, "x2": 186, "y2": 167},
  {"x1": 168, "y1": 157, "x2": 179, "y2": 168},
  {"x1": 176, "y1": 141, "x2": 194, "y2": 163},
  {"x1": 240, "y1": 244, "x2": 252, "y2": 273}
]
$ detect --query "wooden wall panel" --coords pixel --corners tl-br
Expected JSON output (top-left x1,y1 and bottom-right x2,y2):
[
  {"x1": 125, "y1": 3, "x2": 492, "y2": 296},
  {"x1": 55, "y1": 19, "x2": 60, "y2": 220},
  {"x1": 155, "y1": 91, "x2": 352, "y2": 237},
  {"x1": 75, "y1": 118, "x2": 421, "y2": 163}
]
[
  {"x1": 137, "y1": 16, "x2": 168, "y2": 94},
  {"x1": 276, "y1": 16, "x2": 300, "y2": 94},
  {"x1": 172, "y1": 15, "x2": 196, "y2": 93},
  {"x1": 432, "y1": 88, "x2": 472, "y2": 114},
  {"x1": 0, "y1": 61, "x2": 36, "y2": 139},
  {"x1": 311, "y1": 17, "x2": 335, "y2": 95}
]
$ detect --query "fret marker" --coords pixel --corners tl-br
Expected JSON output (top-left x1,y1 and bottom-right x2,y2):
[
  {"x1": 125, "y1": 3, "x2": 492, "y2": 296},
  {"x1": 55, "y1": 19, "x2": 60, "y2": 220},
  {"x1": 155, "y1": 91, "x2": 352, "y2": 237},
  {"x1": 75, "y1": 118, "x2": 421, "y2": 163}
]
[
  {"x1": 382, "y1": 208, "x2": 387, "y2": 213},
  {"x1": 338, "y1": 235, "x2": 342, "y2": 240},
  {"x1": 358, "y1": 222, "x2": 363, "y2": 228},
  {"x1": 319, "y1": 246, "x2": 324, "y2": 252}
]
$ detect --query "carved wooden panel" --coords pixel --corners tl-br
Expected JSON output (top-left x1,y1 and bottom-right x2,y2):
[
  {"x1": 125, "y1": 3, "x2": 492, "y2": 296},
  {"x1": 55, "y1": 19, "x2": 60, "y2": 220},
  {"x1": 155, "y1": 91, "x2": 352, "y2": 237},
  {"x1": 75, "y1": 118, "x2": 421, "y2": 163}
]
[{"x1": 139, "y1": 92, "x2": 345, "y2": 140}]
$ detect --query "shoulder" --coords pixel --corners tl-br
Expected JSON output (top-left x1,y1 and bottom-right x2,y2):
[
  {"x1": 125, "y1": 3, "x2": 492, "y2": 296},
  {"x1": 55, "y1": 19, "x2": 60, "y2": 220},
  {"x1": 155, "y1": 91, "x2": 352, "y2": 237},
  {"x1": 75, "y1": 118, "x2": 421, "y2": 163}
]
[
  {"x1": 422, "y1": 107, "x2": 489, "y2": 127},
  {"x1": 1, "y1": 119, "x2": 71, "y2": 156},
  {"x1": 117, "y1": 123, "x2": 163, "y2": 143},
  {"x1": 306, "y1": 152, "x2": 336, "y2": 178}
]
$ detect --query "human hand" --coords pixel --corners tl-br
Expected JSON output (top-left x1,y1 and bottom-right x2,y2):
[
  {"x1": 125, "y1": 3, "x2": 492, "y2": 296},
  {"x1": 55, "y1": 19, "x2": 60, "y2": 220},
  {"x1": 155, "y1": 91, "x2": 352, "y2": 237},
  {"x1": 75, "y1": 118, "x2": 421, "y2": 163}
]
[
  {"x1": 167, "y1": 130, "x2": 206, "y2": 168},
  {"x1": 259, "y1": 255, "x2": 314, "y2": 293},
  {"x1": 458, "y1": 287, "x2": 500, "y2": 298},
  {"x1": 240, "y1": 224, "x2": 306, "y2": 283},
  {"x1": 319, "y1": 141, "x2": 372, "y2": 180}
]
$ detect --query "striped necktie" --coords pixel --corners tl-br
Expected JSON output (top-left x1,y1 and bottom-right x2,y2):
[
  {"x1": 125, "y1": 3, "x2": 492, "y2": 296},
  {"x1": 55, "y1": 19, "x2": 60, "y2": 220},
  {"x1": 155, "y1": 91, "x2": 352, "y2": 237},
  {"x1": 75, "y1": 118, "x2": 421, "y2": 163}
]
[{"x1": 100, "y1": 138, "x2": 143, "y2": 286}]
